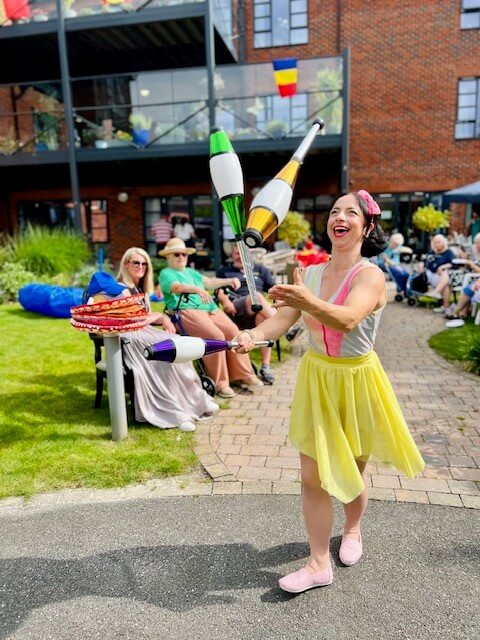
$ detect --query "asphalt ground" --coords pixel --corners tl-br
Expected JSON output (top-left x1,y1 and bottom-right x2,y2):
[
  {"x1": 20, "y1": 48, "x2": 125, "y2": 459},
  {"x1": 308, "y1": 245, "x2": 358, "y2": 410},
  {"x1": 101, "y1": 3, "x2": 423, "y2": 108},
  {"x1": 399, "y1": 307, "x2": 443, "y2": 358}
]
[{"x1": 1, "y1": 495, "x2": 478, "y2": 640}]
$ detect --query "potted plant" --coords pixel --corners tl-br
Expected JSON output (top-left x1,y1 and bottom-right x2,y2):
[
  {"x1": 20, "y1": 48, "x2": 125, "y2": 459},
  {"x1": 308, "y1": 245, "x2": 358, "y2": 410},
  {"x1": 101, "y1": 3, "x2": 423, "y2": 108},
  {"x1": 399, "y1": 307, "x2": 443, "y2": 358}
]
[
  {"x1": 63, "y1": 0, "x2": 77, "y2": 18},
  {"x1": 266, "y1": 119, "x2": 288, "y2": 140},
  {"x1": 129, "y1": 112, "x2": 152, "y2": 147},
  {"x1": 277, "y1": 211, "x2": 311, "y2": 248}
]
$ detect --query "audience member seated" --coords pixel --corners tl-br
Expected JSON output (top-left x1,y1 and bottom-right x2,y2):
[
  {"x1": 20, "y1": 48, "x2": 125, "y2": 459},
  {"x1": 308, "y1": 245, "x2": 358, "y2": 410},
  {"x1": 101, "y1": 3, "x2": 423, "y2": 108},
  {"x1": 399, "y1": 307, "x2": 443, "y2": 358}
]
[
  {"x1": 380, "y1": 233, "x2": 412, "y2": 292},
  {"x1": 216, "y1": 243, "x2": 277, "y2": 384},
  {"x1": 444, "y1": 233, "x2": 480, "y2": 321},
  {"x1": 159, "y1": 238, "x2": 262, "y2": 399},
  {"x1": 468, "y1": 232, "x2": 480, "y2": 263},
  {"x1": 105, "y1": 247, "x2": 218, "y2": 432},
  {"x1": 417, "y1": 234, "x2": 454, "y2": 311}
]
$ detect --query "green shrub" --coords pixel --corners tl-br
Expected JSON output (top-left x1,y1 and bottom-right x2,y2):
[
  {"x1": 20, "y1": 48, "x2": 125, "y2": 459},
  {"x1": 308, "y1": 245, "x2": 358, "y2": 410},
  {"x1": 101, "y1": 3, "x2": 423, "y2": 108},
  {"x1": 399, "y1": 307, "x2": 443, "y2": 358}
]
[
  {"x1": 0, "y1": 234, "x2": 15, "y2": 268},
  {"x1": 151, "y1": 257, "x2": 167, "y2": 284},
  {"x1": 0, "y1": 262, "x2": 36, "y2": 302},
  {"x1": 459, "y1": 332, "x2": 480, "y2": 376},
  {"x1": 71, "y1": 261, "x2": 114, "y2": 288},
  {"x1": 11, "y1": 225, "x2": 91, "y2": 276}
]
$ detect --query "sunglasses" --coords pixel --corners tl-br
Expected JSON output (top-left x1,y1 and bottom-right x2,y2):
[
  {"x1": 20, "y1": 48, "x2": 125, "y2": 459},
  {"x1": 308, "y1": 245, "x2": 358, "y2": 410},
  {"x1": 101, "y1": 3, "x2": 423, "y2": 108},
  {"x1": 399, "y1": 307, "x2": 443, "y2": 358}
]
[
  {"x1": 173, "y1": 253, "x2": 188, "y2": 257},
  {"x1": 130, "y1": 260, "x2": 148, "y2": 267}
]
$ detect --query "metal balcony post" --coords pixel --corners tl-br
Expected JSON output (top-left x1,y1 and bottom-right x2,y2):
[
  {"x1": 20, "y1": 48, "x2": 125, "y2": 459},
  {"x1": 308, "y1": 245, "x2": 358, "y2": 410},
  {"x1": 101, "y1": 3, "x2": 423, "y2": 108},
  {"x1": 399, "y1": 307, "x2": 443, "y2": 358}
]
[
  {"x1": 205, "y1": 0, "x2": 222, "y2": 269},
  {"x1": 55, "y1": 0, "x2": 82, "y2": 232}
]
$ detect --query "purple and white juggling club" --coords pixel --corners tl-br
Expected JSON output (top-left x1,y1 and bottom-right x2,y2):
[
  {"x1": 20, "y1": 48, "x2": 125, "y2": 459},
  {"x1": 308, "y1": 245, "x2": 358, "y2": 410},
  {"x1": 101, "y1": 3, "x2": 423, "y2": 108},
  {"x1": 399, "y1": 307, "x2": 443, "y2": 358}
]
[{"x1": 144, "y1": 336, "x2": 273, "y2": 363}]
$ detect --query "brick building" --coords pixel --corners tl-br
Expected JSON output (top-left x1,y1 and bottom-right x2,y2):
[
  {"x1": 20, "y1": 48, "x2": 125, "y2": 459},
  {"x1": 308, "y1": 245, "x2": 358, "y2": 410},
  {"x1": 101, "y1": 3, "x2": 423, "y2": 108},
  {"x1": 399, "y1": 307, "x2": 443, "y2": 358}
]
[{"x1": 0, "y1": 0, "x2": 479, "y2": 266}]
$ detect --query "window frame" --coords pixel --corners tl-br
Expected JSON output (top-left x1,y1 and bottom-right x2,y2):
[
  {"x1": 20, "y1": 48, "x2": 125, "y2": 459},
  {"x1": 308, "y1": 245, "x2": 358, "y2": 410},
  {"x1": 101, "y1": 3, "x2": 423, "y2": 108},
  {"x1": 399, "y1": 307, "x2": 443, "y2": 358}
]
[
  {"x1": 253, "y1": 0, "x2": 308, "y2": 49},
  {"x1": 460, "y1": 0, "x2": 480, "y2": 29},
  {"x1": 455, "y1": 77, "x2": 480, "y2": 140}
]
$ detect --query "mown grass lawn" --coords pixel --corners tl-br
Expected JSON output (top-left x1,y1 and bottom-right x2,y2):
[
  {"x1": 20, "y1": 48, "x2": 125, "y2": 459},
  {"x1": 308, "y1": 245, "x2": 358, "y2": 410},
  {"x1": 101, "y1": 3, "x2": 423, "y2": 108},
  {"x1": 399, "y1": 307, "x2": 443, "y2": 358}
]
[
  {"x1": 428, "y1": 316, "x2": 480, "y2": 365},
  {"x1": 0, "y1": 303, "x2": 290, "y2": 499},
  {"x1": 0, "y1": 304, "x2": 198, "y2": 499}
]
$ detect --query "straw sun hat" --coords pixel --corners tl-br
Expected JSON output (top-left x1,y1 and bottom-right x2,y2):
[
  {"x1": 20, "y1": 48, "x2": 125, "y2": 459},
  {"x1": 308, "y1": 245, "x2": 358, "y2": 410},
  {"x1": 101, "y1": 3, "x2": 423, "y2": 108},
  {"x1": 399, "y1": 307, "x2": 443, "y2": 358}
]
[{"x1": 158, "y1": 238, "x2": 196, "y2": 256}]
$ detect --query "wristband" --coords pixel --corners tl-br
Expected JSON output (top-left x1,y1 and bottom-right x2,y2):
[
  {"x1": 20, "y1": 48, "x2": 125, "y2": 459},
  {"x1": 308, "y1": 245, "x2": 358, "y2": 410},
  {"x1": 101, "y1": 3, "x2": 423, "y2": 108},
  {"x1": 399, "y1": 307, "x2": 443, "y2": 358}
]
[{"x1": 243, "y1": 329, "x2": 256, "y2": 341}]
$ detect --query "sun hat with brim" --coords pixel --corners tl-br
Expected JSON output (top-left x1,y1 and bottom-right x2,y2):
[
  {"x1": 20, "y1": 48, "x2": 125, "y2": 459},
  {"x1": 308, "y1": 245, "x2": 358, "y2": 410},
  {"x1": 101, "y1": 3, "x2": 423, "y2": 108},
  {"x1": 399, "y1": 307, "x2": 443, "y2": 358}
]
[
  {"x1": 158, "y1": 238, "x2": 196, "y2": 256},
  {"x1": 87, "y1": 272, "x2": 126, "y2": 297}
]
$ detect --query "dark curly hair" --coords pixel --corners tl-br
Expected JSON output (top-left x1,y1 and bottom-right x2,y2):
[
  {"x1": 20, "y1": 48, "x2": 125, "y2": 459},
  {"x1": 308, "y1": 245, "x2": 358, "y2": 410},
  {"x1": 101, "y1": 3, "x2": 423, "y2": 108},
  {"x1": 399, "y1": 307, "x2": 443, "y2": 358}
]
[{"x1": 320, "y1": 192, "x2": 387, "y2": 258}]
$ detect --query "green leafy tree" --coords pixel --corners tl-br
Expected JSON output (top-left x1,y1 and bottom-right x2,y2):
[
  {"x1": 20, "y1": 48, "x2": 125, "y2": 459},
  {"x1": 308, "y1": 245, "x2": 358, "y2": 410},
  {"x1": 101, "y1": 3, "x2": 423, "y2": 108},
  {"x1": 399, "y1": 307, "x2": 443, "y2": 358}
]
[
  {"x1": 412, "y1": 204, "x2": 450, "y2": 233},
  {"x1": 277, "y1": 211, "x2": 311, "y2": 248}
]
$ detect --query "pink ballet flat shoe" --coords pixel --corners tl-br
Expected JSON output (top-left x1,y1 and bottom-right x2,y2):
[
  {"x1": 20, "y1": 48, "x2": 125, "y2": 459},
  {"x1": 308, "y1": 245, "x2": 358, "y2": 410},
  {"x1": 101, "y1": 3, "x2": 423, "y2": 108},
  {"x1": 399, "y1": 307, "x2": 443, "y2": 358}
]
[
  {"x1": 339, "y1": 533, "x2": 363, "y2": 566},
  {"x1": 278, "y1": 566, "x2": 333, "y2": 593}
]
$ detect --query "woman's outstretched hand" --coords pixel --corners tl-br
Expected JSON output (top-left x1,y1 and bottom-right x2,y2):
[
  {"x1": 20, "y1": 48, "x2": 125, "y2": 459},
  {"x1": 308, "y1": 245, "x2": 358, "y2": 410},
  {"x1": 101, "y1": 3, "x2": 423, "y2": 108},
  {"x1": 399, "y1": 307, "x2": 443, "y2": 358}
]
[
  {"x1": 234, "y1": 330, "x2": 256, "y2": 353},
  {"x1": 268, "y1": 268, "x2": 312, "y2": 310}
]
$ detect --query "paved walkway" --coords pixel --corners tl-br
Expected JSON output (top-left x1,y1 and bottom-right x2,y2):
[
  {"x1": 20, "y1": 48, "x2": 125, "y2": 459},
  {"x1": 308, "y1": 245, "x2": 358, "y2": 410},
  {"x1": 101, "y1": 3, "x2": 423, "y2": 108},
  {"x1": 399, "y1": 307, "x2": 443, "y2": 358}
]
[{"x1": 195, "y1": 295, "x2": 480, "y2": 508}]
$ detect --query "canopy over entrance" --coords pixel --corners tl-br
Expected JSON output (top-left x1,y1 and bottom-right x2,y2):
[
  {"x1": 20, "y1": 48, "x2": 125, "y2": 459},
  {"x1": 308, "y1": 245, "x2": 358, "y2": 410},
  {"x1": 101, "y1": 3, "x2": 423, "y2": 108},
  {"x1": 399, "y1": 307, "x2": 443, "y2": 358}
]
[{"x1": 443, "y1": 180, "x2": 480, "y2": 204}]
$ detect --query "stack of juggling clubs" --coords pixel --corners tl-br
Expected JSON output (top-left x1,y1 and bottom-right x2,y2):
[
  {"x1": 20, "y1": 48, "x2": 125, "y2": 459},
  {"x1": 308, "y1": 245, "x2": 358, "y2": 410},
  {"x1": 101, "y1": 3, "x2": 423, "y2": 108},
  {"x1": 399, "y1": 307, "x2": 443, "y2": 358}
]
[{"x1": 70, "y1": 293, "x2": 149, "y2": 334}]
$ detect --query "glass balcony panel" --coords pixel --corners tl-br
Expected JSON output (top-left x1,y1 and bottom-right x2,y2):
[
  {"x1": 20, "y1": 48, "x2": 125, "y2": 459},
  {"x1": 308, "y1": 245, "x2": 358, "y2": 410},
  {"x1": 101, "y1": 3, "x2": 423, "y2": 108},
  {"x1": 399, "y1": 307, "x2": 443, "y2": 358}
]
[
  {"x1": 0, "y1": 0, "x2": 206, "y2": 27},
  {"x1": 0, "y1": 83, "x2": 66, "y2": 154},
  {"x1": 0, "y1": 56, "x2": 343, "y2": 153},
  {"x1": 213, "y1": 0, "x2": 233, "y2": 51}
]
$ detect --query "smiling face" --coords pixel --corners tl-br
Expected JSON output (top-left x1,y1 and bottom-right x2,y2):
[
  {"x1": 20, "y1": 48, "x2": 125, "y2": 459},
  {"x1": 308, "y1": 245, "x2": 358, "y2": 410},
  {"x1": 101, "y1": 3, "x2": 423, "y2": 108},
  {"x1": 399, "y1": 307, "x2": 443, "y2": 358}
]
[
  {"x1": 327, "y1": 194, "x2": 370, "y2": 252},
  {"x1": 431, "y1": 234, "x2": 448, "y2": 254},
  {"x1": 125, "y1": 252, "x2": 148, "y2": 286},
  {"x1": 166, "y1": 251, "x2": 189, "y2": 270}
]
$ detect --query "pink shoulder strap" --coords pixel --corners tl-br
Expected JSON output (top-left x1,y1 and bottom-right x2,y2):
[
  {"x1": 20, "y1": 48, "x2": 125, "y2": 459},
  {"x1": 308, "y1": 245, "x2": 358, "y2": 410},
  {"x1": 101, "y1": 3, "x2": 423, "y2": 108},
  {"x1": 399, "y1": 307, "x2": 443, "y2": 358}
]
[{"x1": 334, "y1": 262, "x2": 370, "y2": 305}]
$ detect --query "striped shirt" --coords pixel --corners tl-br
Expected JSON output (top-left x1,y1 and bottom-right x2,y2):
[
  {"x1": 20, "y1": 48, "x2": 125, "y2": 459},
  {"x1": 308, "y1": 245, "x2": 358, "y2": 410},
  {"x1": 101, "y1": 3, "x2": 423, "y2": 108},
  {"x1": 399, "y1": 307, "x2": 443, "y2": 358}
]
[{"x1": 151, "y1": 219, "x2": 173, "y2": 244}]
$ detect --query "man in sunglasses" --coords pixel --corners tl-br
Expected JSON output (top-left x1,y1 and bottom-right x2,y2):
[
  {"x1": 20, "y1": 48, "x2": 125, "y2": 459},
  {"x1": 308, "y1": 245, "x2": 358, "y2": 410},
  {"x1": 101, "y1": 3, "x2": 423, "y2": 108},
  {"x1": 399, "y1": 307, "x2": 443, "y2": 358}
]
[
  {"x1": 159, "y1": 238, "x2": 263, "y2": 398},
  {"x1": 216, "y1": 244, "x2": 276, "y2": 384}
]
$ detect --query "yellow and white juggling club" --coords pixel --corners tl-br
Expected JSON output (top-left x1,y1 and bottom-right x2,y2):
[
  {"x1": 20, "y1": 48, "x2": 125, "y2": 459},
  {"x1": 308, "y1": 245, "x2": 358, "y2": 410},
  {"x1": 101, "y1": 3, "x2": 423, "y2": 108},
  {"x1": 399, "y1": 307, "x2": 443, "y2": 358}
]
[{"x1": 243, "y1": 119, "x2": 324, "y2": 248}]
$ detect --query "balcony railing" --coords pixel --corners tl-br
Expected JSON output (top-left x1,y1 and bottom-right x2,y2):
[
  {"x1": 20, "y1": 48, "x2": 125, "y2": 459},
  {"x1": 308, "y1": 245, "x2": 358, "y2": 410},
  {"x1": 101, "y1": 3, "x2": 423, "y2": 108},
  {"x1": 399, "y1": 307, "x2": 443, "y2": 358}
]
[
  {"x1": 0, "y1": 57, "x2": 343, "y2": 157},
  {"x1": 0, "y1": 0, "x2": 204, "y2": 27}
]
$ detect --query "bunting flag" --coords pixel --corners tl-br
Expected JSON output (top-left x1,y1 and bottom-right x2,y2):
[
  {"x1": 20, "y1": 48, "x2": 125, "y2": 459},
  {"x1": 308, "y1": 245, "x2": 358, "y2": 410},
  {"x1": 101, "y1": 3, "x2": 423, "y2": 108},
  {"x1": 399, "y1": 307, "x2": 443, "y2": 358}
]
[{"x1": 272, "y1": 58, "x2": 298, "y2": 98}]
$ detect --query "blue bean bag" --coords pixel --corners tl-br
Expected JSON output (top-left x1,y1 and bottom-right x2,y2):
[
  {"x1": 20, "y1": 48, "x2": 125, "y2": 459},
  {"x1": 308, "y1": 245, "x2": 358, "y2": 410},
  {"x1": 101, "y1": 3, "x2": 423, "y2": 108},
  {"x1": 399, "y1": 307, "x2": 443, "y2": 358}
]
[{"x1": 19, "y1": 284, "x2": 84, "y2": 318}]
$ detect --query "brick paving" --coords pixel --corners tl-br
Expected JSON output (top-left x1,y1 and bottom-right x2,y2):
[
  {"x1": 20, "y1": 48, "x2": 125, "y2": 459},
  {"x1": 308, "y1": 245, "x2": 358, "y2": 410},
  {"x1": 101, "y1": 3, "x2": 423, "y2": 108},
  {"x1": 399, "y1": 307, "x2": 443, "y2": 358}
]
[{"x1": 195, "y1": 293, "x2": 480, "y2": 508}]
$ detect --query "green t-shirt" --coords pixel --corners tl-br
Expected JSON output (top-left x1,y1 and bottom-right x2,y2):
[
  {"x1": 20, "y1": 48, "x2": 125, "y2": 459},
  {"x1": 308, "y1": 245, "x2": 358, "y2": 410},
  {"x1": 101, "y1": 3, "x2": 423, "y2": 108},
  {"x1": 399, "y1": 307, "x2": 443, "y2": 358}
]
[{"x1": 160, "y1": 267, "x2": 218, "y2": 312}]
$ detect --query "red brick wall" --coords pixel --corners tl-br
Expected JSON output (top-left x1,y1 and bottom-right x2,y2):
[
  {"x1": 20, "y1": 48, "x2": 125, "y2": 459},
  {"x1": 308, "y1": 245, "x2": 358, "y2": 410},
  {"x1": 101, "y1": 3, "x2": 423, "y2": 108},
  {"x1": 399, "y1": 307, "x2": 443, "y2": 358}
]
[{"x1": 245, "y1": 0, "x2": 480, "y2": 194}]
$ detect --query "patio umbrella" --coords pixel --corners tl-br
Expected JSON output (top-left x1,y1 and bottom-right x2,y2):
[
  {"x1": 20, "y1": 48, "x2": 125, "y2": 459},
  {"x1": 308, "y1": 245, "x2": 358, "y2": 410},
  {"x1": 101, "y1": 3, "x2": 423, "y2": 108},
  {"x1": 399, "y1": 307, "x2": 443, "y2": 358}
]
[{"x1": 442, "y1": 180, "x2": 480, "y2": 204}]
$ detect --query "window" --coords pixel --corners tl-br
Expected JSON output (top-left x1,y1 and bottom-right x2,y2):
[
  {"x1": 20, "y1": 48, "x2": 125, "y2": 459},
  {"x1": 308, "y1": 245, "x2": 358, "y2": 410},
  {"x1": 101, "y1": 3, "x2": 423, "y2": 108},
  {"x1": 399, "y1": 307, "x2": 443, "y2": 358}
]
[
  {"x1": 256, "y1": 93, "x2": 308, "y2": 134},
  {"x1": 455, "y1": 77, "x2": 480, "y2": 139},
  {"x1": 254, "y1": 0, "x2": 308, "y2": 48},
  {"x1": 460, "y1": 0, "x2": 480, "y2": 29},
  {"x1": 18, "y1": 200, "x2": 108, "y2": 243}
]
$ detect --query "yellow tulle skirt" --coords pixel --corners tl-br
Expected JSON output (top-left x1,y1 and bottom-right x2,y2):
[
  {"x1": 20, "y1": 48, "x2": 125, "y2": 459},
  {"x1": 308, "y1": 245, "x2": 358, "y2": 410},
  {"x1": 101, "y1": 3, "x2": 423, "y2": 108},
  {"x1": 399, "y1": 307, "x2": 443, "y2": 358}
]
[{"x1": 289, "y1": 349, "x2": 425, "y2": 504}]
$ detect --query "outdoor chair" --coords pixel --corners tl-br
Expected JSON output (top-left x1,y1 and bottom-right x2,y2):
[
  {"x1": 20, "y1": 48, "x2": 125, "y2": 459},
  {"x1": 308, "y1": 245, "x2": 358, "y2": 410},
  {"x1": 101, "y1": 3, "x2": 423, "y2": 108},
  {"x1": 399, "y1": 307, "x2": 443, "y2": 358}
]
[
  {"x1": 213, "y1": 287, "x2": 282, "y2": 365},
  {"x1": 89, "y1": 333, "x2": 136, "y2": 415},
  {"x1": 463, "y1": 273, "x2": 480, "y2": 325}
]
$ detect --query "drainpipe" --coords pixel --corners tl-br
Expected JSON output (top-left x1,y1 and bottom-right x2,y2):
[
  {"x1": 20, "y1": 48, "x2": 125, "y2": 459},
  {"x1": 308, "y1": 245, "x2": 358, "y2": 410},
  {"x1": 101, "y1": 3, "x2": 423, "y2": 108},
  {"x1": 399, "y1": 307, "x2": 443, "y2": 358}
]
[
  {"x1": 205, "y1": 0, "x2": 221, "y2": 269},
  {"x1": 55, "y1": 0, "x2": 82, "y2": 233}
]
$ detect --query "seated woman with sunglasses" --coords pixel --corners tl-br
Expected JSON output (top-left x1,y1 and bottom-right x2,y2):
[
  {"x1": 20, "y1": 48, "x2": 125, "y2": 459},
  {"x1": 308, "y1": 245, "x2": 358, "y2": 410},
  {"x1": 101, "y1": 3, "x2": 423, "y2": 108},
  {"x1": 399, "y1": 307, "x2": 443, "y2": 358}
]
[
  {"x1": 159, "y1": 238, "x2": 262, "y2": 398},
  {"x1": 115, "y1": 247, "x2": 219, "y2": 432}
]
